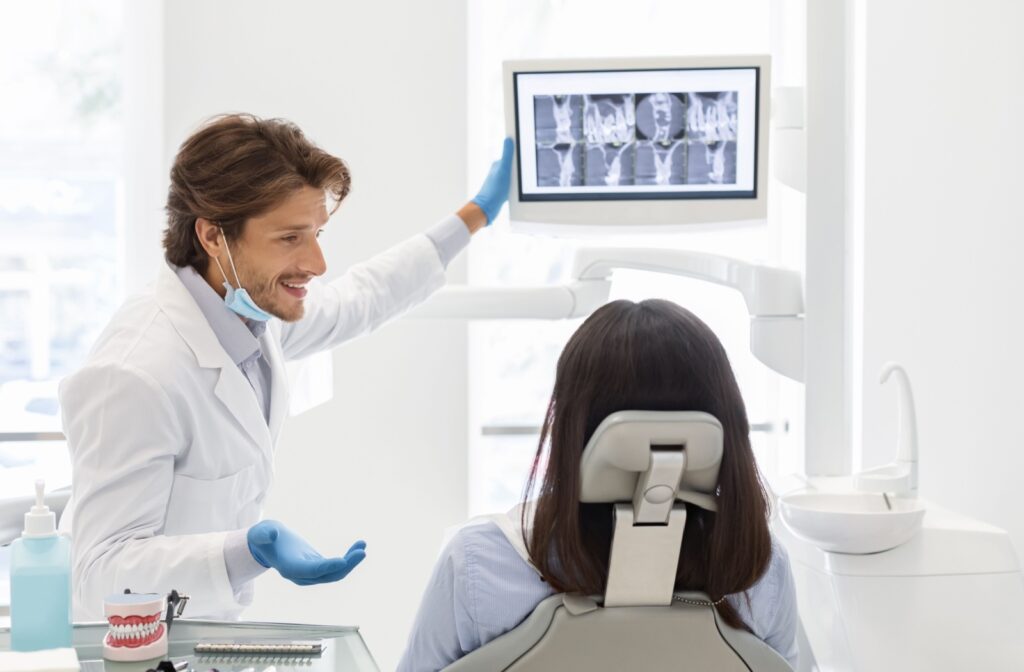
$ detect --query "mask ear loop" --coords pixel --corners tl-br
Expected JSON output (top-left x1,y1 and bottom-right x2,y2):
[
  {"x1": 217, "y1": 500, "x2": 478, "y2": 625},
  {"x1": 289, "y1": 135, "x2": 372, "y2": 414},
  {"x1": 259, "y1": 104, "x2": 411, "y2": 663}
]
[{"x1": 213, "y1": 226, "x2": 243, "y2": 289}]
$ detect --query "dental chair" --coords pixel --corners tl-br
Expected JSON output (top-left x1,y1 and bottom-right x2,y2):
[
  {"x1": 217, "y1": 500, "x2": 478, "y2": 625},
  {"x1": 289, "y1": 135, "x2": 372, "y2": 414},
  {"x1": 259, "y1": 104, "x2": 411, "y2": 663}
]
[{"x1": 445, "y1": 411, "x2": 792, "y2": 671}]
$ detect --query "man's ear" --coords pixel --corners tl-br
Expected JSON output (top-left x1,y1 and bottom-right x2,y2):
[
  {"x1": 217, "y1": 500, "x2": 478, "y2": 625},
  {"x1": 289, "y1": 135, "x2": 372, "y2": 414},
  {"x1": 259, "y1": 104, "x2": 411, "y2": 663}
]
[{"x1": 195, "y1": 217, "x2": 223, "y2": 257}]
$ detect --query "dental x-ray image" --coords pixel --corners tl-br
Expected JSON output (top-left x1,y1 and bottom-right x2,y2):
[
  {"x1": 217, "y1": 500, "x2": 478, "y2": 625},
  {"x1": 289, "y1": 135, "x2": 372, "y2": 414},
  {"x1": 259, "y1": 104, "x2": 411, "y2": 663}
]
[
  {"x1": 536, "y1": 143, "x2": 584, "y2": 187},
  {"x1": 636, "y1": 92, "x2": 687, "y2": 143},
  {"x1": 585, "y1": 143, "x2": 635, "y2": 186},
  {"x1": 534, "y1": 95, "x2": 586, "y2": 187},
  {"x1": 532, "y1": 90, "x2": 738, "y2": 188},
  {"x1": 685, "y1": 91, "x2": 739, "y2": 184}
]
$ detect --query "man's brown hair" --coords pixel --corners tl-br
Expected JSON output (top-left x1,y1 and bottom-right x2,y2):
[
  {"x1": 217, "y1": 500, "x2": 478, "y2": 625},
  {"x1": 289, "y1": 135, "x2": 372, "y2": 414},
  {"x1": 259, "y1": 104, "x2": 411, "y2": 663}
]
[{"x1": 163, "y1": 113, "x2": 351, "y2": 273}]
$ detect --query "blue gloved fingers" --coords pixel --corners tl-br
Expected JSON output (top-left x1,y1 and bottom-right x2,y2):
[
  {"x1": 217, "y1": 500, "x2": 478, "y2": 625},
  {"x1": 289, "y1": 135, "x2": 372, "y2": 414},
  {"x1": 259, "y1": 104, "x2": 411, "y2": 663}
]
[
  {"x1": 246, "y1": 520, "x2": 283, "y2": 568},
  {"x1": 345, "y1": 544, "x2": 367, "y2": 566},
  {"x1": 319, "y1": 548, "x2": 367, "y2": 579},
  {"x1": 498, "y1": 136, "x2": 514, "y2": 170},
  {"x1": 313, "y1": 552, "x2": 359, "y2": 577},
  {"x1": 248, "y1": 521, "x2": 280, "y2": 546},
  {"x1": 471, "y1": 137, "x2": 516, "y2": 225},
  {"x1": 248, "y1": 520, "x2": 367, "y2": 585},
  {"x1": 290, "y1": 548, "x2": 367, "y2": 585}
]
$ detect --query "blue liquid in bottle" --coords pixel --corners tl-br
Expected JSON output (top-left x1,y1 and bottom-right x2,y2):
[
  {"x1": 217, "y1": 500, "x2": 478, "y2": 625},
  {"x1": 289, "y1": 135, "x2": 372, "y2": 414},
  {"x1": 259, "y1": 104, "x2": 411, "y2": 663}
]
[{"x1": 9, "y1": 481, "x2": 73, "y2": 651}]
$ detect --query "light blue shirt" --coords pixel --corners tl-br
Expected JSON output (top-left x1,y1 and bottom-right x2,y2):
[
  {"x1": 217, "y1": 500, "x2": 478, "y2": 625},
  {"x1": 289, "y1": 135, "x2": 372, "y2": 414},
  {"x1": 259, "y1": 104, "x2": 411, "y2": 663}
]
[
  {"x1": 174, "y1": 216, "x2": 471, "y2": 595},
  {"x1": 175, "y1": 264, "x2": 272, "y2": 419},
  {"x1": 397, "y1": 521, "x2": 800, "y2": 671}
]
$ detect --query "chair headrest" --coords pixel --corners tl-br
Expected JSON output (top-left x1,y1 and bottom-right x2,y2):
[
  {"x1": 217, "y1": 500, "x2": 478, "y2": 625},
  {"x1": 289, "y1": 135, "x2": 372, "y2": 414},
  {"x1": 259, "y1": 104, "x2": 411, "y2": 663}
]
[{"x1": 579, "y1": 411, "x2": 723, "y2": 511}]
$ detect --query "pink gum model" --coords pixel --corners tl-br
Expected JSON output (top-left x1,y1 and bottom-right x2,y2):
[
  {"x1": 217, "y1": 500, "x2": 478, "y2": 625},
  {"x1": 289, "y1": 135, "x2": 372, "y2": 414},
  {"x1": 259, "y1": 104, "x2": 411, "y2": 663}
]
[{"x1": 103, "y1": 592, "x2": 167, "y2": 662}]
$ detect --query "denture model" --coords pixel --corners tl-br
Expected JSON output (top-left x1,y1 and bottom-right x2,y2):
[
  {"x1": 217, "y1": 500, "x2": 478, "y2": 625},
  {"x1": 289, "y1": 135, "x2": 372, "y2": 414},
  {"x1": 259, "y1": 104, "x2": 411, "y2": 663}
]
[{"x1": 103, "y1": 592, "x2": 168, "y2": 661}]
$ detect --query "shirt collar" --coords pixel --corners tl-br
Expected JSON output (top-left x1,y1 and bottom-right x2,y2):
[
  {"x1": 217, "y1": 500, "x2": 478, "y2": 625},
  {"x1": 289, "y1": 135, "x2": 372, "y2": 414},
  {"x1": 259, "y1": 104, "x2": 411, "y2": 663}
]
[{"x1": 174, "y1": 264, "x2": 264, "y2": 365}]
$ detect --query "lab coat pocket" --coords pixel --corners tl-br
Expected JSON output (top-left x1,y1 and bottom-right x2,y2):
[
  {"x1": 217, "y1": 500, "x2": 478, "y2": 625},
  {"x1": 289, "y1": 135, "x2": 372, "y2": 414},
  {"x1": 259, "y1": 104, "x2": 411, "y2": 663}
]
[{"x1": 164, "y1": 465, "x2": 259, "y2": 535}]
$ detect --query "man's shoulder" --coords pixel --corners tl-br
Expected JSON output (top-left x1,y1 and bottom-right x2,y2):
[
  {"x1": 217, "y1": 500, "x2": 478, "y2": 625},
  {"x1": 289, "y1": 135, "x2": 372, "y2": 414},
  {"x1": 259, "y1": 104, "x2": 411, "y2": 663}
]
[{"x1": 72, "y1": 291, "x2": 199, "y2": 386}]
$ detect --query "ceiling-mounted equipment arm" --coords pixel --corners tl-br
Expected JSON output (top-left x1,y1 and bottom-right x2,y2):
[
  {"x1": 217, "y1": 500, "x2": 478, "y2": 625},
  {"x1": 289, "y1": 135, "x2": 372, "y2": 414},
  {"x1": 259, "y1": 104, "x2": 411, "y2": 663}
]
[
  {"x1": 405, "y1": 279, "x2": 611, "y2": 320},
  {"x1": 572, "y1": 247, "x2": 804, "y2": 317},
  {"x1": 407, "y1": 247, "x2": 805, "y2": 381}
]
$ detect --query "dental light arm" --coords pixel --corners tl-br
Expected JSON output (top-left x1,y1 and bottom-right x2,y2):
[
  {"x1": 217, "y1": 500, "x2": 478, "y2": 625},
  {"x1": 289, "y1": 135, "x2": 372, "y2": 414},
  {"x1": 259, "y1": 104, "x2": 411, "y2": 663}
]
[
  {"x1": 572, "y1": 248, "x2": 804, "y2": 317},
  {"x1": 406, "y1": 280, "x2": 610, "y2": 320},
  {"x1": 409, "y1": 247, "x2": 805, "y2": 381}
]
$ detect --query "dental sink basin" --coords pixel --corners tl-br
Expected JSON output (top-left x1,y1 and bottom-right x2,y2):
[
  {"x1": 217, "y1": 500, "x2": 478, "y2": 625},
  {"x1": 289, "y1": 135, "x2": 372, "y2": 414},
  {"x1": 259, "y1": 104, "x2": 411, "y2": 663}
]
[{"x1": 779, "y1": 492, "x2": 926, "y2": 554}]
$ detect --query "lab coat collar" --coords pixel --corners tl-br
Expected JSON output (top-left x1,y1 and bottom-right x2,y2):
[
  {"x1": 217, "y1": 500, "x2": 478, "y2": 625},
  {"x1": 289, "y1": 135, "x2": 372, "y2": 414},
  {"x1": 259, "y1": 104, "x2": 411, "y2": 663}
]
[
  {"x1": 155, "y1": 264, "x2": 274, "y2": 455},
  {"x1": 173, "y1": 264, "x2": 262, "y2": 367}
]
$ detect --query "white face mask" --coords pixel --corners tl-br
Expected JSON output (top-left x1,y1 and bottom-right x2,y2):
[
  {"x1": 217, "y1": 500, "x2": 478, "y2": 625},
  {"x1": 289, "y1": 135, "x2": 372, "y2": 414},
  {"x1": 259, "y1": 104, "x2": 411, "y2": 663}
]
[{"x1": 212, "y1": 231, "x2": 273, "y2": 322}]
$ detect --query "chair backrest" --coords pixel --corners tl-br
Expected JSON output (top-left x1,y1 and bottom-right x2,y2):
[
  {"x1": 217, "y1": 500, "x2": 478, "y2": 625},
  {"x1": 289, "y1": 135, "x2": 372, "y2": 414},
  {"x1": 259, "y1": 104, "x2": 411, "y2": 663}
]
[{"x1": 444, "y1": 411, "x2": 792, "y2": 671}]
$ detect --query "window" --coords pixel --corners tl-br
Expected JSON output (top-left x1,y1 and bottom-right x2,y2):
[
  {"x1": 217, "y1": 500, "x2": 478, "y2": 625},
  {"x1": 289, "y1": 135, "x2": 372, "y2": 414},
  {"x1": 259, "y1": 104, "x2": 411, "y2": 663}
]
[
  {"x1": 0, "y1": 0, "x2": 124, "y2": 496},
  {"x1": 466, "y1": 0, "x2": 804, "y2": 515}
]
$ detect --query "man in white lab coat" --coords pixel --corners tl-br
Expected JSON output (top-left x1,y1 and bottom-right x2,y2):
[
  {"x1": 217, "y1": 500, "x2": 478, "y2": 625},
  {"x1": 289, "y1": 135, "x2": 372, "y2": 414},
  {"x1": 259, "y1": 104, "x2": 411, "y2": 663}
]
[{"x1": 59, "y1": 114, "x2": 513, "y2": 619}]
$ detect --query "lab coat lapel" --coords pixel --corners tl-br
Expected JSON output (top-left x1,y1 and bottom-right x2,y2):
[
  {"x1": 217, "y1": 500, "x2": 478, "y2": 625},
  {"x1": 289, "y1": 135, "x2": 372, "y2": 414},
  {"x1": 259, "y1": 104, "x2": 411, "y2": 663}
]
[
  {"x1": 155, "y1": 265, "x2": 274, "y2": 458},
  {"x1": 261, "y1": 326, "x2": 290, "y2": 446}
]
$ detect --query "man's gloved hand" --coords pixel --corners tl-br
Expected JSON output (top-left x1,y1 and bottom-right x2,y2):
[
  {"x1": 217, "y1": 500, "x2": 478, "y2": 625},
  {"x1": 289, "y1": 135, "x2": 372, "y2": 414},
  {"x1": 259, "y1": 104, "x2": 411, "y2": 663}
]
[
  {"x1": 247, "y1": 519, "x2": 366, "y2": 586},
  {"x1": 471, "y1": 137, "x2": 515, "y2": 225}
]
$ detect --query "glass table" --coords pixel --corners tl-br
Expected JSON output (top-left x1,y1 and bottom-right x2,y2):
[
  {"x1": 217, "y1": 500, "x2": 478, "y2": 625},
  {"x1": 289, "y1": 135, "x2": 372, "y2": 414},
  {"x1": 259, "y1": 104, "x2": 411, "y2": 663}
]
[{"x1": 0, "y1": 620, "x2": 379, "y2": 672}]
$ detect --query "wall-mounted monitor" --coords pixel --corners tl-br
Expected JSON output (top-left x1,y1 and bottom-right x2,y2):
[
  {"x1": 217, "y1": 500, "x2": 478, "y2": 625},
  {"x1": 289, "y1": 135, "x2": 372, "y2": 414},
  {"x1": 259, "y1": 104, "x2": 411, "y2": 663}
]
[{"x1": 504, "y1": 55, "x2": 770, "y2": 233}]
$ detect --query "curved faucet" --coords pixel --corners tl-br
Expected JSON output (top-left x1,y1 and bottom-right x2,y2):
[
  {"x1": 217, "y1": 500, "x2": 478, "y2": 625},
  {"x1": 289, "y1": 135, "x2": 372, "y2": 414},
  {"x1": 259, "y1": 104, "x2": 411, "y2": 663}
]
[{"x1": 879, "y1": 362, "x2": 919, "y2": 495}]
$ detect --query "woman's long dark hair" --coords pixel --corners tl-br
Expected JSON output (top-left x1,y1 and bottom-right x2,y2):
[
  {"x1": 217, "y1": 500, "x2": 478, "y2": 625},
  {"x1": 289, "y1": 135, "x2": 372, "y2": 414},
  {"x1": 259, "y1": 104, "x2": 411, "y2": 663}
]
[{"x1": 522, "y1": 299, "x2": 772, "y2": 630}]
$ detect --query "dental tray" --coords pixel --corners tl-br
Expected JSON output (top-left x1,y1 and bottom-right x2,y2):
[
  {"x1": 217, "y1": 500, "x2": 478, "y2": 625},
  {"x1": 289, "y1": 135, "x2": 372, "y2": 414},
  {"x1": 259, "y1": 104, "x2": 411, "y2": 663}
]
[{"x1": 194, "y1": 639, "x2": 325, "y2": 656}]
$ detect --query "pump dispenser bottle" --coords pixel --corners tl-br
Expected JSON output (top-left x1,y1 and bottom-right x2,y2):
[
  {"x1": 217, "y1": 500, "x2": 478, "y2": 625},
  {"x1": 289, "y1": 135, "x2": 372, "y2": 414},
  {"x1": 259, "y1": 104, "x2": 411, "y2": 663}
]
[{"x1": 10, "y1": 480, "x2": 72, "y2": 651}]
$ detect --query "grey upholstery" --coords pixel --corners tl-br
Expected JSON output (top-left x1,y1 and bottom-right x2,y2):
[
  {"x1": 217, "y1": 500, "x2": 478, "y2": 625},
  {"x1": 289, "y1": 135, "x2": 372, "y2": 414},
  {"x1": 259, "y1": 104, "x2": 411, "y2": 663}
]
[
  {"x1": 580, "y1": 411, "x2": 723, "y2": 511},
  {"x1": 445, "y1": 593, "x2": 792, "y2": 671},
  {"x1": 442, "y1": 411, "x2": 793, "y2": 671}
]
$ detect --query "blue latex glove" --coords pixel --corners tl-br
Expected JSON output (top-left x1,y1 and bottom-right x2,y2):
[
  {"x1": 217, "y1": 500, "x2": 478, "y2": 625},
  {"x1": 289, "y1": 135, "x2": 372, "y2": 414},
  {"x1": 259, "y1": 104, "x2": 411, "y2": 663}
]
[
  {"x1": 471, "y1": 137, "x2": 515, "y2": 225},
  {"x1": 247, "y1": 520, "x2": 366, "y2": 586}
]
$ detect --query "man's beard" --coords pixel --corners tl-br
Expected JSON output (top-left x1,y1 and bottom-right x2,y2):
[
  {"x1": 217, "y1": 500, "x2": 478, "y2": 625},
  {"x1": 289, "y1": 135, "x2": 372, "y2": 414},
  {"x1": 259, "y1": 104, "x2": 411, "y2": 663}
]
[{"x1": 245, "y1": 272, "x2": 305, "y2": 322}]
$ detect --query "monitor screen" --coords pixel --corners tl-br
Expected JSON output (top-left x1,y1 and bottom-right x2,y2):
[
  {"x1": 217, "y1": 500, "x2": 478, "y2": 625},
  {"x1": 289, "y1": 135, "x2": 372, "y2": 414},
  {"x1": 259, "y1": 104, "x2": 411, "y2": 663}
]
[{"x1": 513, "y1": 66, "x2": 760, "y2": 202}]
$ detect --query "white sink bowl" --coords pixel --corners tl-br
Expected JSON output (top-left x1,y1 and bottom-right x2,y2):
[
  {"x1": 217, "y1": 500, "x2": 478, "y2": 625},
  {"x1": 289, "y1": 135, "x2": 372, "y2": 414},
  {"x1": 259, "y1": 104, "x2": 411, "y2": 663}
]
[{"x1": 779, "y1": 492, "x2": 926, "y2": 554}]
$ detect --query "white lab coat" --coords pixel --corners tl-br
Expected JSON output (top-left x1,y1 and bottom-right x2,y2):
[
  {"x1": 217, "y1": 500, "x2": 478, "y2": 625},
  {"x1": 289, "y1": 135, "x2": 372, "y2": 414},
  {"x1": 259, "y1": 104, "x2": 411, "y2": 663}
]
[{"x1": 59, "y1": 233, "x2": 446, "y2": 620}]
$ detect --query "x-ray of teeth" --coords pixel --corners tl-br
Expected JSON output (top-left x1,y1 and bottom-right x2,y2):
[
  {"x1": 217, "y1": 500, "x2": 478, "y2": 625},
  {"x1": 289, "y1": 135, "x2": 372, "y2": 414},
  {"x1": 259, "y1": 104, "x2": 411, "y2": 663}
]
[
  {"x1": 686, "y1": 91, "x2": 738, "y2": 143},
  {"x1": 636, "y1": 93, "x2": 687, "y2": 145},
  {"x1": 534, "y1": 95, "x2": 584, "y2": 144},
  {"x1": 532, "y1": 90, "x2": 740, "y2": 188},
  {"x1": 687, "y1": 139, "x2": 737, "y2": 184},
  {"x1": 635, "y1": 141, "x2": 687, "y2": 185},
  {"x1": 684, "y1": 92, "x2": 738, "y2": 184},
  {"x1": 537, "y1": 143, "x2": 584, "y2": 187},
  {"x1": 585, "y1": 143, "x2": 636, "y2": 186},
  {"x1": 583, "y1": 95, "x2": 635, "y2": 145}
]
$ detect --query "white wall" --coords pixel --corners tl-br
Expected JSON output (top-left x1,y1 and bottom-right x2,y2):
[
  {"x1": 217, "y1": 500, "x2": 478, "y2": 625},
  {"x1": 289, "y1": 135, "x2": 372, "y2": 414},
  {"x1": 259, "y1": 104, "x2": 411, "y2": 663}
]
[
  {"x1": 859, "y1": 0, "x2": 1024, "y2": 557},
  {"x1": 161, "y1": 1, "x2": 469, "y2": 668}
]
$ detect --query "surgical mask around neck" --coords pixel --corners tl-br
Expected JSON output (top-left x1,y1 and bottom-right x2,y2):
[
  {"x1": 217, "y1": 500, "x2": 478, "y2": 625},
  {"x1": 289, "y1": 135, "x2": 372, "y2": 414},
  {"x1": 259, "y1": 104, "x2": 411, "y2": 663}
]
[{"x1": 213, "y1": 231, "x2": 273, "y2": 322}]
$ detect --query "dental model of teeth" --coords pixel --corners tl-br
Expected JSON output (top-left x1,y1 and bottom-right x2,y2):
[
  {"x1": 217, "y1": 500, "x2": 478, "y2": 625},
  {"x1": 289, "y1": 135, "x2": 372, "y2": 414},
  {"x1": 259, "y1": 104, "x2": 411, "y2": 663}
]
[{"x1": 103, "y1": 592, "x2": 168, "y2": 662}]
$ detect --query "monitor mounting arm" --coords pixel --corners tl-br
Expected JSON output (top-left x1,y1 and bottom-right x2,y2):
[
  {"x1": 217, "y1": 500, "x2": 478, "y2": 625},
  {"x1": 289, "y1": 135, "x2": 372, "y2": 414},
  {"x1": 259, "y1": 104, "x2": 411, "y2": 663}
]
[{"x1": 408, "y1": 247, "x2": 805, "y2": 382}]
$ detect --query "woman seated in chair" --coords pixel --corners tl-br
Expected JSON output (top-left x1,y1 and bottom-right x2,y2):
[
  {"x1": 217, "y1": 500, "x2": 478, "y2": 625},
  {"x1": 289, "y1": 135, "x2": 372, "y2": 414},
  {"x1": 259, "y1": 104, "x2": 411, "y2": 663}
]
[{"x1": 398, "y1": 299, "x2": 799, "y2": 670}]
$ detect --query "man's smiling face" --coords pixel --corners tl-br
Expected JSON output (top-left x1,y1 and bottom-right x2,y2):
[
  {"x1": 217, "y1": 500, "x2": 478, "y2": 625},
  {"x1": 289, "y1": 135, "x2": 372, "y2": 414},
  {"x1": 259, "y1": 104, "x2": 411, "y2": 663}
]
[{"x1": 213, "y1": 185, "x2": 330, "y2": 322}]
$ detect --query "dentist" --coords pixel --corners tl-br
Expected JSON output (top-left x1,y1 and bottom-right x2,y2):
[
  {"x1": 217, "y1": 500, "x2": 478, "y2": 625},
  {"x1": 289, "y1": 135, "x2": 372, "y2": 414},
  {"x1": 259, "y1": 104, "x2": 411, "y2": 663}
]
[{"x1": 58, "y1": 114, "x2": 513, "y2": 619}]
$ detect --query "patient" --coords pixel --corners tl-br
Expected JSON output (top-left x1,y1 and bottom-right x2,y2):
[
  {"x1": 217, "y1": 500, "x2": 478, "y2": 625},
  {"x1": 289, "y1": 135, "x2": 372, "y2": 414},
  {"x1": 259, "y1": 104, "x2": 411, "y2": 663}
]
[{"x1": 398, "y1": 299, "x2": 799, "y2": 670}]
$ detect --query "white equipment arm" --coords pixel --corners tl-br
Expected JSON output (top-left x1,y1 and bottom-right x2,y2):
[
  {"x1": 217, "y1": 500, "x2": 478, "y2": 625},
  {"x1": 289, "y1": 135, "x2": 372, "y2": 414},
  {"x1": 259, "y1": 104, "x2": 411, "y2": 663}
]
[
  {"x1": 405, "y1": 280, "x2": 611, "y2": 320},
  {"x1": 572, "y1": 248, "x2": 803, "y2": 317},
  {"x1": 408, "y1": 248, "x2": 805, "y2": 381}
]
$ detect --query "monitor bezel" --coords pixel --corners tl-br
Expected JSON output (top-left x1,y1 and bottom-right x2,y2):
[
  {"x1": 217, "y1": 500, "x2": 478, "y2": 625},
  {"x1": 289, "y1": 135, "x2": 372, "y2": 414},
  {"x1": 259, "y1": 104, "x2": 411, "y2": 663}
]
[{"x1": 503, "y1": 55, "x2": 771, "y2": 233}]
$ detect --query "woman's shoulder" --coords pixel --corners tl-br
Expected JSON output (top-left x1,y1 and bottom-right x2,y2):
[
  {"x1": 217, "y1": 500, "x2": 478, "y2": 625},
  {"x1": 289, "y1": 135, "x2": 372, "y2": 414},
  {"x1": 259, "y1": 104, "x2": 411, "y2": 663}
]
[
  {"x1": 447, "y1": 518, "x2": 517, "y2": 555},
  {"x1": 728, "y1": 534, "x2": 796, "y2": 640},
  {"x1": 749, "y1": 535, "x2": 794, "y2": 599},
  {"x1": 445, "y1": 519, "x2": 556, "y2": 640},
  {"x1": 447, "y1": 519, "x2": 542, "y2": 582}
]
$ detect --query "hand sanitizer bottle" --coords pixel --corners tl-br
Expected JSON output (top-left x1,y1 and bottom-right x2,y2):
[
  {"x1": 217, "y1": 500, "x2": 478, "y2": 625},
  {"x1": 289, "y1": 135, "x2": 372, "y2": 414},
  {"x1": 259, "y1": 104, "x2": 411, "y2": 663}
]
[{"x1": 10, "y1": 480, "x2": 72, "y2": 651}]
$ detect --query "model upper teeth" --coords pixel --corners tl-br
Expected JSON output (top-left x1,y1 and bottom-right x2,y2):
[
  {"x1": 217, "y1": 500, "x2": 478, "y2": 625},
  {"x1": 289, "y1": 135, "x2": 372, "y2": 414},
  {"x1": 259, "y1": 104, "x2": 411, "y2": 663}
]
[
  {"x1": 283, "y1": 282, "x2": 304, "y2": 288},
  {"x1": 108, "y1": 621, "x2": 160, "y2": 638}
]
